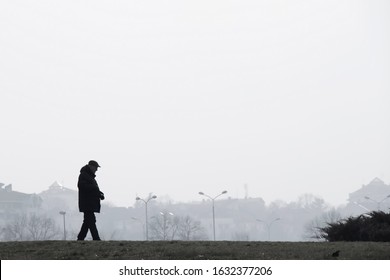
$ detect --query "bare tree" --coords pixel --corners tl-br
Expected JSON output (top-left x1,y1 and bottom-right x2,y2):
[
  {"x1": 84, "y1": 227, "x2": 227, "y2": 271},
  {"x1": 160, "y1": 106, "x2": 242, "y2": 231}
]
[
  {"x1": 149, "y1": 214, "x2": 206, "y2": 241},
  {"x1": 27, "y1": 213, "x2": 59, "y2": 240},
  {"x1": 177, "y1": 215, "x2": 206, "y2": 241},
  {"x1": 1, "y1": 213, "x2": 60, "y2": 241},
  {"x1": 149, "y1": 212, "x2": 177, "y2": 240},
  {"x1": 297, "y1": 193, "x2": 327, "y2": 211},
  {"x1": 304, "y1": 208, "x2": 341, "y2": 240},
  {"x1": 1, "y1": 214, "x2": 28, "y2": 241}
]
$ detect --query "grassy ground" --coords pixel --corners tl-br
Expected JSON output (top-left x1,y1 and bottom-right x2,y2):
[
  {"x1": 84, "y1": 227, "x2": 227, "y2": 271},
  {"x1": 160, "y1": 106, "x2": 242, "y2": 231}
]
[{"x1": 0, "y1": 241, "x2": 390, "y2": 260}]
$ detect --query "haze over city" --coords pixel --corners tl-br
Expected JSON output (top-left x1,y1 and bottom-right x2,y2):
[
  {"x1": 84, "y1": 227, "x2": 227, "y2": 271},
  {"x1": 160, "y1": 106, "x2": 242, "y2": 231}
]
[{"x1": 1, "y1": 0, "x2": 389, "y2": 208}]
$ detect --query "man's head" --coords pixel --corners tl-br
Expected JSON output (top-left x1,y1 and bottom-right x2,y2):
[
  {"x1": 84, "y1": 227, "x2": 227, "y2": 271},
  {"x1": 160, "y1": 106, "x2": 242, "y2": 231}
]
[{"x1": 88, "y1": 160, "x2": 101, "y2": 173}]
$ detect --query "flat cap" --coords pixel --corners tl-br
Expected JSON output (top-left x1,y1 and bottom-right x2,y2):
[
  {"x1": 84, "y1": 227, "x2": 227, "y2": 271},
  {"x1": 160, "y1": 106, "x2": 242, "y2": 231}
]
[{"x1": 88, "y1": 160, "x2": 101, "y2": 168}]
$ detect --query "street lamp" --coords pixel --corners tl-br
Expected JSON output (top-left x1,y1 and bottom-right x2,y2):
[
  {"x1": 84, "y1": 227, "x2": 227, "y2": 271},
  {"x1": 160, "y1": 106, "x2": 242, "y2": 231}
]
[
  {"x1": 256, "y1": 218, "x2": 281, "y2": 241},
  {"x1": 136, "y1": 195, "x2": 157, "y2": 241},
  {"x1": 59, "y1": 211, "x2": 66, "y2": 240},
  {"x1": 364, "y1": 195, "x2": 390, "y2": 211},
  {"x1": 352, "y1": 201, "x2": 370, "y2": 212},
  {"x1": 199, "y1": 190, "x2": 228, "y2": 241}
]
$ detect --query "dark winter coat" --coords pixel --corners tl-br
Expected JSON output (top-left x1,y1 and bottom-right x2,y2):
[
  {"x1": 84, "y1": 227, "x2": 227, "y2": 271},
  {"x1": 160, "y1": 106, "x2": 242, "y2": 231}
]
[{"x1": 78, "y1": 165, "x2": 104, "y2": 213}]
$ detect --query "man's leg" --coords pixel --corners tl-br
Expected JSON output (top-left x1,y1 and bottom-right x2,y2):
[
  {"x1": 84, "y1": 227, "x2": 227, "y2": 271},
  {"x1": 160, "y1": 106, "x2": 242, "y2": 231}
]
[
  {"x1": 85, "y1": 211, "x2": 101, "y2": 240},
  {"x1": 77, "y1": 212, "x2": 89, "y2": 240}
]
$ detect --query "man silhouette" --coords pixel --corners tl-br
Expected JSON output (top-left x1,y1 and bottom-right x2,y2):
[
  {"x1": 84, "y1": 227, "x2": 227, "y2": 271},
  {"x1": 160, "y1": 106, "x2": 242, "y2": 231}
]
[{"x1": 77, "y1": 160, "x2": 105, "y2": 241}]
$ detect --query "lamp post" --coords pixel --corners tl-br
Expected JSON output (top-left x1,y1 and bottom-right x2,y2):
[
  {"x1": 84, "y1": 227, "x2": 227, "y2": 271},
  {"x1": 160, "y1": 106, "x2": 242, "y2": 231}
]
[
  {"x1": 256, "y1": 218, "x2": 280, "y2": 241},
  {"x1": 136, "y1": 195, "x2": 157, "y2": 241},
  {"x1": 59, "y1": 211, "x2": 66, "y2": 240},
  {"x1": 352, "y1": 201, "x2": 370, "y2": 212},
  {"x1": 364, "y1": 195, "x2": 390, "y2": 211},
  {"x1": 199, "y1": 190, "x2": 228, "y2": 241}
]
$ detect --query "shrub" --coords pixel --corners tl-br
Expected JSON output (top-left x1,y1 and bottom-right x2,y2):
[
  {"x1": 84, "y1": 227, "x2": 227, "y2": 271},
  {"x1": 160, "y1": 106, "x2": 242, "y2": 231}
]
[{"x1": 320, "y1": 211, "x2": 390, "y2": 241}]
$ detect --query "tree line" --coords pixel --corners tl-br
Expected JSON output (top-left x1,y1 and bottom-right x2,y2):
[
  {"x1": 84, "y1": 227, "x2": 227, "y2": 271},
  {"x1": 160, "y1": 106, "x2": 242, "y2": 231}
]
[{"x1": 1, "y1": 193, "x2": 388, "y2": 241}]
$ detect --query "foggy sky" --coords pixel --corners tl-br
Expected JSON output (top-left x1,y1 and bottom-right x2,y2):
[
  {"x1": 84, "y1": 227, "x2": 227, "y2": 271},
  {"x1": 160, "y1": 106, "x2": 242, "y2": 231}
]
[{"x1": 1, "y1": 0, "x2": 389, "y2": 207}]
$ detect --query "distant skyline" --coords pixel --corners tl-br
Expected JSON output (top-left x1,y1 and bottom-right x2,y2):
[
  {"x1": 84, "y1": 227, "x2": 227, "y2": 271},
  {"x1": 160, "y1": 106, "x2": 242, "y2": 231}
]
[
  {"x1": 1, "y1": 1, "x2": 389, "y2": 208},
  {"x1": 2, "y1": 177, "x2": 390, "y2": 207}
]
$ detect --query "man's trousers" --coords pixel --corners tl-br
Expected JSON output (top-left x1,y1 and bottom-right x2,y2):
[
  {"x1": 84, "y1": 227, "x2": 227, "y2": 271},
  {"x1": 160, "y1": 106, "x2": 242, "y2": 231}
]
[{"x1": 77, "y1": 211, "x2": 101, "y2": 240}]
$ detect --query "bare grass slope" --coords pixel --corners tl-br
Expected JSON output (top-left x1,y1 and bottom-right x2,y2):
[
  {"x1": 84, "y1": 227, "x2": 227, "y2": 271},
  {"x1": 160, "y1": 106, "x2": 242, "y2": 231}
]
[{"x1": 1, "y1": 241, "x2": 390, "y2": 260}]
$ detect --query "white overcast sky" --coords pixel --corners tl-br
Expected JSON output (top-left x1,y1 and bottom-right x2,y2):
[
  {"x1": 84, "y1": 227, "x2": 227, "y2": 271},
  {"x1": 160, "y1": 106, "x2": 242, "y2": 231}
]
[{"x1": 1, "y1": 0, "x2": 389, "y2": 207}]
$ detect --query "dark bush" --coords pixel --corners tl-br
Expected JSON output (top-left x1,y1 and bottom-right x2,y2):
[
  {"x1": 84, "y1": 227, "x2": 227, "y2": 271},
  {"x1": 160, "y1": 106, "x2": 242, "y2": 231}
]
[{"x1": 320, "y1": 211, "x2": 390, "y2": 241}]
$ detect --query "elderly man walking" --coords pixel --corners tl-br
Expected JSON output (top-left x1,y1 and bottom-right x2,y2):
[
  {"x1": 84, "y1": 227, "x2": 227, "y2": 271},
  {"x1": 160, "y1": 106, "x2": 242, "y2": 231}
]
[{"x1": 77, "y1": 160, "x2": 105, "y2": 241}]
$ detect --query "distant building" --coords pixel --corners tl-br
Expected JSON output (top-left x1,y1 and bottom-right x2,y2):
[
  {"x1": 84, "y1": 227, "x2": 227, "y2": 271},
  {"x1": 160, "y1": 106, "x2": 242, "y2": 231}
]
[
  {"x1": 347, "y1": 178, "x2": 390, "y2": 212},
  {"x1": 38, "y1": 181, "x2": 78, "y2": 211},
  {"x1": 0, "y1": 183, "x2": 42, "y2": 227},
  {"x1": 0, "y1": 183, "x2": 42, "y2": 211}
]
